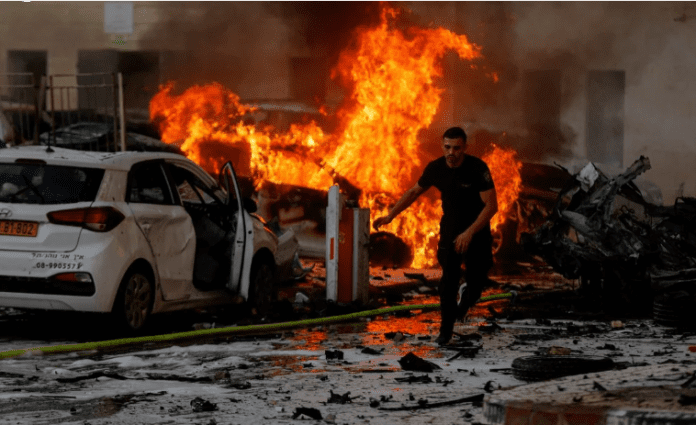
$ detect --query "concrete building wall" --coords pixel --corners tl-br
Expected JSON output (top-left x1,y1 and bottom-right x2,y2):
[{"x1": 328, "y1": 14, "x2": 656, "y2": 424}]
[
  {"x1": 512, "y1": 2, "x2": 696, "y2": 203},
  {"x1": 0, "y1": 2, "x2": 296, "y2": 99}
]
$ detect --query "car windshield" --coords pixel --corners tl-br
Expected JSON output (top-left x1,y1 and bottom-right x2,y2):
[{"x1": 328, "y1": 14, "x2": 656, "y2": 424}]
[{"x1": 0, "y1": 163, "x2": 104, "y2": 204}]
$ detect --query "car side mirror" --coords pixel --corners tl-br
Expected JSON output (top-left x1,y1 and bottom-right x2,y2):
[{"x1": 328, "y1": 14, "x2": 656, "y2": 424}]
[{"x1": 243, "y1": 197, "x2": 257, "y2": 213}]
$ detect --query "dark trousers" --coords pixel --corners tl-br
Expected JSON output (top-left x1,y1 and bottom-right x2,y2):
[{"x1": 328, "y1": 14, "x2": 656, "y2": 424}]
[{"x1": 436, "y1": 232, "x2": 493, "y2": 335}]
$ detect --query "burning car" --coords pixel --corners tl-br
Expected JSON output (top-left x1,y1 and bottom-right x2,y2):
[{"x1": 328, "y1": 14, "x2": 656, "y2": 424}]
[
  {"x1": 0, "y1": 146, "x2": 299, "y2": 332},
  {"x1": 491, "y1": 161, "x2": 574, "y2": 259},
  {"x1": 523, "y1": 156, "x2": 675, "y2": 312}
]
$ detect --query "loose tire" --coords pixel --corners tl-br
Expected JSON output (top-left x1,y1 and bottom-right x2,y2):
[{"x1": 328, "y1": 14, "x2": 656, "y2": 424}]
[
  {"x1": 249, "y1": 257, "x2": 275, "y2": 318},
  {"x1": 112, "y1": 269, "x2": 154, "y2": 333},
  {"x1": 511, "y1": 355, "x2": 614, "y2": 382}
]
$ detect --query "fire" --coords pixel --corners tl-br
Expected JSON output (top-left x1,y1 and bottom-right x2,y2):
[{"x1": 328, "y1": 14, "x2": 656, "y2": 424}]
[
  {"x1": 482, "y1": 144, "x2": 523, "y2": 233},
  {"x1": 149, "y1": 5, "x2": 522, "y2": 268}
]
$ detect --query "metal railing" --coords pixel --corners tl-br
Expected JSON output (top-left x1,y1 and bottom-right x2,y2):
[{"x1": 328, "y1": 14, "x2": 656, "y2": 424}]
[
  {"x1": 0, "y1": 73, "x2": 40, "y2": 144},
  {"x1": 0, "y1": 72, "x2": 125, "y2": 151}
]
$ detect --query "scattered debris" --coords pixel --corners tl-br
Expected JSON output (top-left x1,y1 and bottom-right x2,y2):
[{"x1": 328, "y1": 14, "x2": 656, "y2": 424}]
[
  {"x1": 477, "y1": 322, "x2": 502, "y2": 333},
  {"x1": 226, "y1": 380, "x2": 252, "y2": 390},
  {"x1": 398, "y1": 352, "x2": 442, "y2": 372},
  {"x1": 435, "y1": 376, "x2": 455, "y2": 386},
  {"x1": 384, "y1": 331, "x2": 405, "y2": 341},
  {"x1": 511, "y1": 355, "x2": 615, "y2": 382},
  {"x1": 145, "y1": 373, "x2": 212, "y2": 383},
  {"x1": 56, "y1": 370, "x2": 129, "y2": 383},
  {"x1": 538, "y1": 346, "x2": 573, "y2": 356},
  {"x1": 327, "y1": 390, "x2": 358, "y2": 404},
  {"x1": 190, "y1": 397, "x2": 218, "y2": 412},
  {"x1": 394, "y1": 375, "x2": 433, "y2": 384},
  {"x1": 294, "y1": 292, "x2": 310, "y2": 304},
  {"x1": 292, "y1": 407, "x2": 322, "y2": 420},
  {"x1": 679, "y1": 393, "x2": 696, "y2": 406},
  {"x1": 445, "y1": 345, "x2": 482, "y2": 361},
  {"x1": 593, "y1": 381, "x2": 608, "y2": 391},
  {"x1": 484, "y1": 380, "x2": 501, "y2": 392},
  {"x1": 611, "y1": 320, "x2": 625, "y2": 329},
  {"x1": 377, "y1": 393, "x2": 484, "y2": 411},
  {"x1": 325, "y1": 349, "x2": 344, "y2": 360}
]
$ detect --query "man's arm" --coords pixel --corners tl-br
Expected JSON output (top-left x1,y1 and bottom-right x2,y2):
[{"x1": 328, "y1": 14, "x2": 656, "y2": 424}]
[
  {"x1": 453, "y1": 187, "x2": 498, "y2": 253},
  {"x1": 373, "y1": 183, "x2": 428, "y2": 230}
]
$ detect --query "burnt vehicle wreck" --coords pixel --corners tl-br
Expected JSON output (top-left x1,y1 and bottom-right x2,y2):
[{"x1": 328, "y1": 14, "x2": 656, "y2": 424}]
[{"x1": 524, "y1": 156, "x2": 696, "y2": 316}]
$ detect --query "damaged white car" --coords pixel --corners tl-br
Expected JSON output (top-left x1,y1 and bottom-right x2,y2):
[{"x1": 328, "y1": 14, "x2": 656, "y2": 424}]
[{"x1": 0, "y1": 146, "x2": 300, "y2": 332}]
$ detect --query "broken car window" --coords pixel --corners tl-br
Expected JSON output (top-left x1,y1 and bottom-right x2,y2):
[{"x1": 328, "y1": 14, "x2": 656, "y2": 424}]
[
  {"x1": 127, "y1": 162, "x2": 174, "y2": 205},
  {"x1": 168, "y1": 165, "x2": 220, "y2": 206}
]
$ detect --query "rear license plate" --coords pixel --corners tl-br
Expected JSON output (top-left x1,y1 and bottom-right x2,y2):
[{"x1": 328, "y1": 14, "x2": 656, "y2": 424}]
[{"x1": 0, "y1": 220, "x2": 39, "y2": 237}]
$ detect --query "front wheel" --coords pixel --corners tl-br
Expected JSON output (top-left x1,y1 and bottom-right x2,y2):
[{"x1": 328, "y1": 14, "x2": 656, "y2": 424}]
[
  {"x1": 112, "y1": 269, "x2": 154, "y2": 333},
  {"x1": 249, "y1": 258, "x2": 275, "y2": 318}
]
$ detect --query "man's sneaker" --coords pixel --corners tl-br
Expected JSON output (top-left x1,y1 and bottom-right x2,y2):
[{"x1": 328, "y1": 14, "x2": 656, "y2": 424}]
[{"x1": 434, "y1": 332, "x2": 452, "y2": 345}]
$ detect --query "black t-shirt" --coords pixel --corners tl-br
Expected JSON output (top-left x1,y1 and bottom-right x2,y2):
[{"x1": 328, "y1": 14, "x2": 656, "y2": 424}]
[{"x1": 417, "y1": 155, "x2": 495, "y2": 242}]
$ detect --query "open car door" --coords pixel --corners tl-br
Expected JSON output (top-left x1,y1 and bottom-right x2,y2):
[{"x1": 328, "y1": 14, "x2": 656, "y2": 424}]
[{"x1": 220, "y1": 162, "x2": 247, "y2": 292}]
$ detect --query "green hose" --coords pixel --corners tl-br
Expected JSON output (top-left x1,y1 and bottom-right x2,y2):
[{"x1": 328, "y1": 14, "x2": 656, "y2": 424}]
[{"x1": 0, "y1": 292, "x2": 514, "y2": 360}]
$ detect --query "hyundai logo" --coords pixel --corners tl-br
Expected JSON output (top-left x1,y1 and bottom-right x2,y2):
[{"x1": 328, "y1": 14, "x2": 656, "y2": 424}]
[{"x1": 0, "y1": 208, "x2": 11, "y2": 218}]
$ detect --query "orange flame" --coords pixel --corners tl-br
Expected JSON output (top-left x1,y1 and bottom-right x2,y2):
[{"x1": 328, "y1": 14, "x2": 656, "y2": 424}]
[
  {"x1": 482, "y1": 144, "x2": 523, "y2": 233},
  {"x1": 149, "y1": 5, "x2": 522, "y2": 268}
]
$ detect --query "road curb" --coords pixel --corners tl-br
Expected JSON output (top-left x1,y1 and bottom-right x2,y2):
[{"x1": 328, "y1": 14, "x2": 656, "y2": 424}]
[
  {"x1": 484, "y1": 399, "x2": 696, "y2": 425},
  {"x1": 482, "y1": 363, "x2": 696, "y2": 425}
]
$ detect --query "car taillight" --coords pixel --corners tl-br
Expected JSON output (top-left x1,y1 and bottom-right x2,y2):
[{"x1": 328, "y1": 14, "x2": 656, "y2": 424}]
[
  {"x1": 51, "y1": 272, "x2": 95, "y2": 296},
  {"x1": 47, "y1": 207, "x2": 125, "y2": 232}
]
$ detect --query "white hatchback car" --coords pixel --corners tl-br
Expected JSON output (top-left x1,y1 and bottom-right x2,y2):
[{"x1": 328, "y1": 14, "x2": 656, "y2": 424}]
[{"x1": 0, "y1": 146, "x2": 296, "y2": 332}]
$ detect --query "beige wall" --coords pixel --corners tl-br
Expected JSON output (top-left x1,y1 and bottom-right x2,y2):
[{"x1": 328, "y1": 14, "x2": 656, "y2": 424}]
[{"x1": 0, "y1": 1, "x2": 295, "y2": 98}]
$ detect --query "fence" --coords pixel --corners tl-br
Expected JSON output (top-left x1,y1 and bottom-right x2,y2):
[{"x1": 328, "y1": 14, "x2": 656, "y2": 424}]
[{"x1": 0, "y1": 72, "x2": 125, "y2": 151}]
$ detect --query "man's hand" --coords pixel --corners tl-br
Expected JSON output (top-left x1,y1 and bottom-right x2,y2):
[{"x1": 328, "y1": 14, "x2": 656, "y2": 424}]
[
  {"x1": 373, "y1": 215, "x2": 392, "y2": 231},
  {"x1": 454, "y1": 230, "x2": 473, "y2": 254}
]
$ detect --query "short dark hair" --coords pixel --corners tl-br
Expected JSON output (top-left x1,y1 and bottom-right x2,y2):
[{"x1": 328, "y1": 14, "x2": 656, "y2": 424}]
[{"x1": 442, "y1": 126, "x2": 467, "y2": 142}]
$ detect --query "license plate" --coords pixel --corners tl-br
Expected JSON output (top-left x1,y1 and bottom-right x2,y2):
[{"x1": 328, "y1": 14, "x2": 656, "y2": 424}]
[{"x1": 0, "y1": 220, "x2": 39, "y2": 237}]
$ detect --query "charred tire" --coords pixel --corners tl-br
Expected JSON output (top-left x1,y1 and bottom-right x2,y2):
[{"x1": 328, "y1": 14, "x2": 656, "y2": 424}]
[
  {"x1": 511, "y1": 355, "x2": 614, "y2": 382},
  {"x1": 653, "y1": 292, "x2": 696, "y2": 328},
  {"x1": 112, "y1": 269, "x2": 154, "y2": 334},
  {"x1": 249, "y1": 257, "x2": 275, "y2": 318}
]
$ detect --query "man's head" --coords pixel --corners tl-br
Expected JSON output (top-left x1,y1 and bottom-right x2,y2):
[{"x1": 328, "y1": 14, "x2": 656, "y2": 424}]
[{"x1": 441, "y1": 126, "x2": 467, "y2": 168}]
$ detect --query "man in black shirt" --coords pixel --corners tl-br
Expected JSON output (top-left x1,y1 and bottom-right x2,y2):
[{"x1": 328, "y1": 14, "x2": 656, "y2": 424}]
[{"x1": 373, "y1": 126, "x2": 498, "y2": 345}]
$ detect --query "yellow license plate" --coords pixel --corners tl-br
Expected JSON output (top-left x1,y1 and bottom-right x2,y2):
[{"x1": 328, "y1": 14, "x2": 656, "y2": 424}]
[{"x1": 0, "y1": 220, "x2": 39, "y2": 237}]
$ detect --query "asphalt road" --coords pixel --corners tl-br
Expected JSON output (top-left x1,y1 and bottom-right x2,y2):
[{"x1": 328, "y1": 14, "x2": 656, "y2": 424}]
[{"x1": 1, "y1": 267, "x2": 696, "y2": 424}]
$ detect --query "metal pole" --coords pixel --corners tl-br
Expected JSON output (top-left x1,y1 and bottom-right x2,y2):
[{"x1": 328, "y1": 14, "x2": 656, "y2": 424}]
[
  {"x1": 112, "y1": 73, "x2": 119, "y2": 152},
  {"x1": 326, "y1": 185, "x2": 340, "y2": 302},
  {"x1": 117, "y1": 72, "x2": 126, "y2": 152},
  {"x1": 49, "y1": 75, "x2": 56, "y2": 148},
  {"x1": 35, "y1": 76, "x2": 46, "y2": 145}
]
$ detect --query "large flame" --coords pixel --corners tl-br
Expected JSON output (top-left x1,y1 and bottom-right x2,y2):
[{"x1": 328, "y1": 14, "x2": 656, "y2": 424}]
[
  {"x1": 482, "y1": 144, "x2": 523, "y2": 233},
  {"x1": 149, "y1": 5, "x2": 521, "y2": 268}
]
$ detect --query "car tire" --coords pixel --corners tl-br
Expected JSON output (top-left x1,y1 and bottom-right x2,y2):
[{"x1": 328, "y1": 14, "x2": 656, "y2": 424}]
[
  {"x1": 511, "y1": 355, "x2": 614, "y2": 382},
  {"x1": 112, "y1": 269, "x2": 154, "y2": 333},
  {"x1": 249, "y1": 257, "x2": 275, "y2": 318}
]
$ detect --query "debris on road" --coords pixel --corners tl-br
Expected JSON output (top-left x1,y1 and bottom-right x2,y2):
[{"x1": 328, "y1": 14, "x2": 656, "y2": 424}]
[
  {"x1": 190, "y1": 396, "x2": 218, "y2": 412},
  {"x1": 394, "y1": 374, "x2": 433, "y2": 384},
  {"x1": 325, "y1": 349, "x2": 344, "y2": 360},
  {"x1": 327, "y1": 390, "x2": 358, "y2": 404},
  {"x1": 377, "y1": 393, "x2": 484, "y2": 411},
  {"x1": 398, "y1": 352, "x2": 442, "y2": 372},
  {"x1": 292, "y1": 407, "x2": 322, "y2": 420}
]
